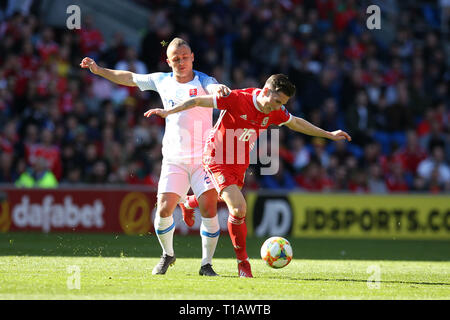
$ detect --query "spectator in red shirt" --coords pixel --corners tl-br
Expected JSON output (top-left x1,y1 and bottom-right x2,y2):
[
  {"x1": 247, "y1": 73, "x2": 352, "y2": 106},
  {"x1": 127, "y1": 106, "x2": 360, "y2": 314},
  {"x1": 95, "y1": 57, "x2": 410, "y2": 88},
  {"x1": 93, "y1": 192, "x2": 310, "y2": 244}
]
[
  {"x1": 19, "y1": 41, "x2": 39, "y2": 77},
  {"x1": 334, "y1": 2, "x2": 357, "y2": 32},
  {"x1": 383, "y1": 58, "x2": 404, "y2": 86},
  {"x1": 124, "y1": 159, "x2": 155, "y2": 186},
  {"x1": 316, "y1": 0, "x2": 337, "y2": 20},
  {"x1": 416, "y1": 107, "x2": 434, "y2": 137},
  {"x1": 76, "y1": 15, "x2": 105, "y2": 59},
  {"x1": 344, "y1": 35, "x2": 366, "y2": 61},
  {"x1": 348, "y1": 169, "x2": 369, "y2": 193},
  {"x1": 296, "y1": 160, "x2": 333, "y2": 192},
  {"x1": 395, "y1": 130, "x2": 427, "y2": 174},
  {"x1": 26, "y1": 128, "x2": 62, "y2": 180},
  {"x1": 386, "y1": 161, "x2": 409, "y2": 192},
  {"x1": 35, "y1": 27, "x2": 59, "y2": 62}
]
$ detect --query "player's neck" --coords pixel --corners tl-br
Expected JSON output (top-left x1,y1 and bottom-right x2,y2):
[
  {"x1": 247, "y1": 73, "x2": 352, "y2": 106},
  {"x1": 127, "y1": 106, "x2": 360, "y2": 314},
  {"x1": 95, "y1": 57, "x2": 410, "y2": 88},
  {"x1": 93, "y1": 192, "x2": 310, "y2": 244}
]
[
  {"x1": 255, "y1": 92, "x2": 269, "y2": 114},
  {"x1": 173, "y1": 71, "x2": 195, "y2": 83}
]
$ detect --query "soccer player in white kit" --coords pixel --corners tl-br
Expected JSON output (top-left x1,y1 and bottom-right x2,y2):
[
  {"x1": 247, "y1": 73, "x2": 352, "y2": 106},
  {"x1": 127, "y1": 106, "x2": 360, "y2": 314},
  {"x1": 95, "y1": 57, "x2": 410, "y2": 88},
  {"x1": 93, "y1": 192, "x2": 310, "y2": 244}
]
[{"x1": 80, "y1": 38, "x2": 230, "y2": 276}]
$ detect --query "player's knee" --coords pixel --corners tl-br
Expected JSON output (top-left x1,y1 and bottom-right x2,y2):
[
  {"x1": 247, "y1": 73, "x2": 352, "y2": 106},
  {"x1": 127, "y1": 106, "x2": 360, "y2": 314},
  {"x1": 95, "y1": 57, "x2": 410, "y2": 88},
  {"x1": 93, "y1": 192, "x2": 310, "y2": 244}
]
[
  {"x1": 156, "y1": 194, "x2": 179, "y2": 217},
  {"x1": 199, "y1": 204, "x2": 217, "y2": 218},
  {"x1": 156, "y1": 206, "x2": 173, "y2": 218},
  {"x1": 231, "y1": 202, "x2": 246, "y2": 218},
  {"x1": 198, "y1": 191, "x2": 218, "y2": 218},
  {"x1": 156, "y1": 201, "x2": 175, "y2": 218}
]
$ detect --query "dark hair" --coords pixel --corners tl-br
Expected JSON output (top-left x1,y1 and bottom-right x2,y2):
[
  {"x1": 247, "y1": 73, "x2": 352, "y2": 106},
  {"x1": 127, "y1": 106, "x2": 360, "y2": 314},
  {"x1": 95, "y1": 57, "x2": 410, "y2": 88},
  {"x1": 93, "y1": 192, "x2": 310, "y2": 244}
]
[{"x1": 265, "y1": 74, "x2": 296, "y2": 97}]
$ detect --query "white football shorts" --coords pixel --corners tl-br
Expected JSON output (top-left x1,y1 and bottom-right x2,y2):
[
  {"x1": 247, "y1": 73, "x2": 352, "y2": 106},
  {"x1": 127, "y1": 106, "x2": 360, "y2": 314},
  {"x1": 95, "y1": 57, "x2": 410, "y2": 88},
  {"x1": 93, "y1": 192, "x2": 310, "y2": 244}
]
[{"x1": 157, "y1": 160, "x2": 214, "y2": 201}]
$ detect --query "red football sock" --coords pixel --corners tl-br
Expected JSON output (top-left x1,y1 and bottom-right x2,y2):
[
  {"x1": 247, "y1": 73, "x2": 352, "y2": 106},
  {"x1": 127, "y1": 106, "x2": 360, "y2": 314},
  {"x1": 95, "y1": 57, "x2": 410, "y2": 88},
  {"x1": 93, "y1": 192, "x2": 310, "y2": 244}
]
[
  {"x1": 227, "y1": 214, "x2": 248, "y2": 261},
  {"x1": 186, "y1": 195, "x2": 225, "y2": 209}
]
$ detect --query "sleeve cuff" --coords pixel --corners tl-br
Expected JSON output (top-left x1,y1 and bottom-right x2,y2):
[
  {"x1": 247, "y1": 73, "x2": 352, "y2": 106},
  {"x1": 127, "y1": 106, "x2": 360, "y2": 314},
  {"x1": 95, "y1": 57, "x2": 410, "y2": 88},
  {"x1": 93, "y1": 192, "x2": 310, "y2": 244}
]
[
  {"x1": 131, "y1": 73, "x2": 151, "y2": 91},
  {"x1": 279, "y1": 114, "x2": 293, "y2": 126},
  {"x1": 131, "y1": 73, "x2": 141, "y2": 91}
]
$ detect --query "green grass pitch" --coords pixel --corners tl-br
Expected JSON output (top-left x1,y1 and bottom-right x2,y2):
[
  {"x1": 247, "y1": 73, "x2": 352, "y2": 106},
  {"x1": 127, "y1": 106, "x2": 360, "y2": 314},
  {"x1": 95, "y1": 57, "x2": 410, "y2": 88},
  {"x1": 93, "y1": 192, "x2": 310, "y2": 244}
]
[{"x1": 0, "y1": 232, "x2": 448, "y2": 300}]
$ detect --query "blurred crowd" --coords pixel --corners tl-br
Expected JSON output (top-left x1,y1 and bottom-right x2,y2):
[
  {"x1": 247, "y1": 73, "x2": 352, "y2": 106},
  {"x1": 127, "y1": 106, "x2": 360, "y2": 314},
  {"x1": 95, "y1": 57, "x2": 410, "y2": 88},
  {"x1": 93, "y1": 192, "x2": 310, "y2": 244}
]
[{"x1": 0, "y1": 0, "x2": 449, "y2": 193}]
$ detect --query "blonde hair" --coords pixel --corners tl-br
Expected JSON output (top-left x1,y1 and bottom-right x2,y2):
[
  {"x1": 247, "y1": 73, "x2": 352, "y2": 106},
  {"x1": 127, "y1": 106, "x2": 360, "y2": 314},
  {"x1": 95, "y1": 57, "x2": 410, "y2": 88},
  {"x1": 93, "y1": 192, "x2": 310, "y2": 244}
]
[{"x1": 166, "y1": 37, "x2": 191, "y2": 54}]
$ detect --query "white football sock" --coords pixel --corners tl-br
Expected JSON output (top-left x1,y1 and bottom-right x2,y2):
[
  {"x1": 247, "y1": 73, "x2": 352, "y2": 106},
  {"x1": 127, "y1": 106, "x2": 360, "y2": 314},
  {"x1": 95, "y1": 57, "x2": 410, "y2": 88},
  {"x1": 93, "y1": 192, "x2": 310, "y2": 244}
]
[
  {"x1": 200, "y1": 215, "x2": 220, "y2": 266},
  {"x1": 154, "y1": 214, "x2": 175, "y2": 256}
]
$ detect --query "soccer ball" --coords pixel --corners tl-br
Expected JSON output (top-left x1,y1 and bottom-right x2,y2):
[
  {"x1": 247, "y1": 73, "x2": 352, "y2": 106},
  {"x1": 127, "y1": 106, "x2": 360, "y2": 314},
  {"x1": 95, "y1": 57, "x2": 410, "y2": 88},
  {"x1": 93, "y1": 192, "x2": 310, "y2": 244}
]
[{"x1": 260, "y1": 236, "x2": 293, "y2": 269}]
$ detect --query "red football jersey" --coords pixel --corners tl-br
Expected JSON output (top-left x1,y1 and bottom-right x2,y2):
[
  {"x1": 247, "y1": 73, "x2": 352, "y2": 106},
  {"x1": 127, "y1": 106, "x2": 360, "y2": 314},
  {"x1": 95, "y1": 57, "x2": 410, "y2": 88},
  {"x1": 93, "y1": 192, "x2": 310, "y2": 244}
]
[{"x1": 203, "y1": 88, "x2": 293, "y2": 167}]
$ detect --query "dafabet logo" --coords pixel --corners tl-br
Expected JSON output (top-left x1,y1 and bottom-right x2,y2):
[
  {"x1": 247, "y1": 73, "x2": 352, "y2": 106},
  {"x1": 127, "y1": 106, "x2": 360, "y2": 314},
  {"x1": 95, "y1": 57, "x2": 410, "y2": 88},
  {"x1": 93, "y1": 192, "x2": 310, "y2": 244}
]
[
  {"x1": 119, "y1": 192, "x2": 151, "y2": 235},
  {"x1": 0, "y1": 195, "x2": 11, "y2": 232}
]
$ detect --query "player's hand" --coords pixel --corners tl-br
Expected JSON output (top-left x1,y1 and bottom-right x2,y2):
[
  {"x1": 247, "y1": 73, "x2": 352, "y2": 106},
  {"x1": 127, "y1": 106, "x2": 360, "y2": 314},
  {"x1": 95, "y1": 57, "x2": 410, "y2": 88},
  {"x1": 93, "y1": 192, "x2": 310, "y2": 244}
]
[
  {"x1": 80, "y1": 57, "x2": 100, "y2": 74},
  {"x1": 214, "y1": 84, "x2": 231, "y2": 97},
  {"x1": 144, "y1": 108, "x2": 169, "y2": 118},
  {"x1": 328, "y1": 130, "x2": 352, "y2": 142}
]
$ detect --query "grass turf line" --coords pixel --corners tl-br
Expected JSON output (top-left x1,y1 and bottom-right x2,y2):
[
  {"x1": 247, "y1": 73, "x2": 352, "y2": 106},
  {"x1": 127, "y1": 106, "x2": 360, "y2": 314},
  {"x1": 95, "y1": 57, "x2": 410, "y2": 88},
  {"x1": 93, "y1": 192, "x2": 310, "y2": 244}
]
[{"x1": 0, "y1": 232, "x2": 449, "y2": 299}]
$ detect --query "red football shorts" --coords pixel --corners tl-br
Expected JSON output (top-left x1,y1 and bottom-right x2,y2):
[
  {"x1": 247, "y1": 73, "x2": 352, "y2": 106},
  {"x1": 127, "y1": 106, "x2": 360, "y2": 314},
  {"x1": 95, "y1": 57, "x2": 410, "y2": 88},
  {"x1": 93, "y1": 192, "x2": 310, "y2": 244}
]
[{"x1": 203, "y1": 163, "x2": 247, "y2": 194}]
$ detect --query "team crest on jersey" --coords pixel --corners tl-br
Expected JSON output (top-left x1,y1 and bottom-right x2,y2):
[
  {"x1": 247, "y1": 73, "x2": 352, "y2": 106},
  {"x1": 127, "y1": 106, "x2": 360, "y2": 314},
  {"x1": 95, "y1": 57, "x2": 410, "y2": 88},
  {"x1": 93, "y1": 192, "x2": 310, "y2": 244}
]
[
  {"x1": 217, "y1": 174, "x2": 225, "y2": 184},
  {"x1": 189, "y1": 89, "x2": 197, "y2": 97},
  {"x1": 261, "y1": 117, "x2": 269, "y2": 126},
  {"x1": 240, "y1": 115, "x2": 247, "y2": 120}
]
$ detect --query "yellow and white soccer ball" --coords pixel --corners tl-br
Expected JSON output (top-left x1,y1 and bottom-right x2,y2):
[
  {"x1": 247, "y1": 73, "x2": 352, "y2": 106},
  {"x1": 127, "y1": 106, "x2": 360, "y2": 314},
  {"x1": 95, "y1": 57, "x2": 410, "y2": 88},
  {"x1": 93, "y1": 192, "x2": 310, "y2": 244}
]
[{"x1": 260, "y1": 236, "x2": 293, "y2": 269}]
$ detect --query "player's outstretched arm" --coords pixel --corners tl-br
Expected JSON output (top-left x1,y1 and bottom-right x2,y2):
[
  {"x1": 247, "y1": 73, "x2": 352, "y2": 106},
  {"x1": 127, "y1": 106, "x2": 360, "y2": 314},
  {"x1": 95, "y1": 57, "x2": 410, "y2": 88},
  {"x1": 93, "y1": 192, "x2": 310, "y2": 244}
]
[
  {"x1": 80, "y1": 57, "x2": 137, "y2": 87},
  {"x1": 144, "y1": 95, "x2": 215, "y2": 118},
  {"x1": 207, "y1": 84, "x2": 231, "y2": 97},
  {"x1": 286, "y1": 116, "x2": 352, "y2": 142}
]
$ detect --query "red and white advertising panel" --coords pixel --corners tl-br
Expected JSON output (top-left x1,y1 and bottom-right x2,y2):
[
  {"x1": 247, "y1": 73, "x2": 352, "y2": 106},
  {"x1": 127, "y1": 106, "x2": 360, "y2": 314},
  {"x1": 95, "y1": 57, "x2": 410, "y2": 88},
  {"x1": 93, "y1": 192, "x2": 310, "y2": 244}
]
[{"x1": 0, "y1": 186, "x2": 230, "y2": 235}]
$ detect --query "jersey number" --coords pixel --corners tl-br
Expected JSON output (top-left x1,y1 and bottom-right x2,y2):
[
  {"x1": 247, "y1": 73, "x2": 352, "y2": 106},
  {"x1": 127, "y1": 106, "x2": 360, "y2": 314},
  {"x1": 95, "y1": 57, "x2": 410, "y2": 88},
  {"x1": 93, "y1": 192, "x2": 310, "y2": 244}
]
[{"x1": 238, "y1": 128, "x2": 256, "y2": 142}]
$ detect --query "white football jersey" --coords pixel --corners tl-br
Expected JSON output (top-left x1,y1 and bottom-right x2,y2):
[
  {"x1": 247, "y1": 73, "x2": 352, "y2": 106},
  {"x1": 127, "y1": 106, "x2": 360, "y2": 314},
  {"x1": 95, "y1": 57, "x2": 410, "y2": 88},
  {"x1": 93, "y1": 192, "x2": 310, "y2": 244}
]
[{"x1": 133, "y1": 71, "x2": 217, "y2": 163}]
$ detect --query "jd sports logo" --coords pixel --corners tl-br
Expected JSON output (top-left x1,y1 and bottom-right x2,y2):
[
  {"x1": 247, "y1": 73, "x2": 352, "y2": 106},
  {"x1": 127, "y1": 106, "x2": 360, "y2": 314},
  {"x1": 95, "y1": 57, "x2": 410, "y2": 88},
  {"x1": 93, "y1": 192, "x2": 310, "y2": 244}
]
[{"x1": 253, "y1": 196, "x2": 293, "y2": 236}]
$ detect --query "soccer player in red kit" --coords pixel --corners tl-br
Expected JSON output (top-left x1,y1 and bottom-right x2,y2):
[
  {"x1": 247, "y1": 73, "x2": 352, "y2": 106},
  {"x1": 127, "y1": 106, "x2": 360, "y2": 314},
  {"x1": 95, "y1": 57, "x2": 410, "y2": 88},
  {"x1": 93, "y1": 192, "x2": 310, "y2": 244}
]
[{"x1": 145, "y1": 74, "x2": 352, "y2": 277}]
